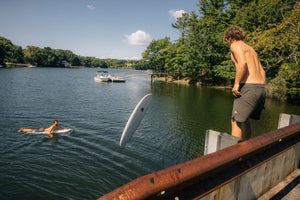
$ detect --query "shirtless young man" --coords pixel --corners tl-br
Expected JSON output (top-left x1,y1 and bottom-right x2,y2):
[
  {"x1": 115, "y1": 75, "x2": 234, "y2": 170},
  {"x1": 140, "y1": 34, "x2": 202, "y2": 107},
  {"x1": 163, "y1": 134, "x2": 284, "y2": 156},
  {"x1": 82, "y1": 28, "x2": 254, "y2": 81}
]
[
  {"x1": 19, "y1": 120, "x2": 68, "y2": 138},
  {"x1": 224, "y1": 26, "x2": 266, "y2": 141}
]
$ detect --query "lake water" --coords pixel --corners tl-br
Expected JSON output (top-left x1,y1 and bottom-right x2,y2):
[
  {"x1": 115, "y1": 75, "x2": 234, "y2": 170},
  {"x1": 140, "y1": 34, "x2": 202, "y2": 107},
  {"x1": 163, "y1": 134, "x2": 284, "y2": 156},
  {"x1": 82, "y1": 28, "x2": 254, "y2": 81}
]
[{"x1": 0, "y1": 68, "x2": 299, "y2": 199}]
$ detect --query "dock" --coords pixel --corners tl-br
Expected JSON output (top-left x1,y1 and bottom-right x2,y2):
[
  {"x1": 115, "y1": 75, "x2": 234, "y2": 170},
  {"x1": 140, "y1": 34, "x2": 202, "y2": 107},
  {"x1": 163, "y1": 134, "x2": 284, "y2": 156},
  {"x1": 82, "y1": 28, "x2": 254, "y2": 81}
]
[{"x1": 98, "y1": 113, "x2": 300, "y2": 200}]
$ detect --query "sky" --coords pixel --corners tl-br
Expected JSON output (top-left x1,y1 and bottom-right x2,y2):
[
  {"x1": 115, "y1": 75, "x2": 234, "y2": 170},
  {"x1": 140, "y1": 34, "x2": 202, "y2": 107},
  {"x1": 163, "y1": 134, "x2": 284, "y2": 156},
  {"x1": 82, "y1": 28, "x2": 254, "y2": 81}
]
[{"x1": 0, "y1": 0, "x2": 198, "y2": 60}]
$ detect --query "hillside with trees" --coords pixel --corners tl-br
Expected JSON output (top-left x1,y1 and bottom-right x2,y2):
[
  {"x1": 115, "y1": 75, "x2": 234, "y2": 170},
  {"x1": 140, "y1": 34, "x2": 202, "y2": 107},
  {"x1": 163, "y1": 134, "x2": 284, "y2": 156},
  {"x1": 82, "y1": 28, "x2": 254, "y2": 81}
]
[
  {"x1": 141, "y1": 0, "x2": 299, "y2": 104},
  {"x1": 0, "y1": 38, "x2": 138, "y2": 69}
]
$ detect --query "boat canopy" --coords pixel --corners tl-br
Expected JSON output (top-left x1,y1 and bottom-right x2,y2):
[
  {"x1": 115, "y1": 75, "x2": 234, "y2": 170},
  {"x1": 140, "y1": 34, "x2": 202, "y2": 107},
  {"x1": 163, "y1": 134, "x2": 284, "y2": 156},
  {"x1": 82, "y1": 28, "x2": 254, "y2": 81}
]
[{"x1": 97, "y1": 70, "x2": 108, "y2": 73}]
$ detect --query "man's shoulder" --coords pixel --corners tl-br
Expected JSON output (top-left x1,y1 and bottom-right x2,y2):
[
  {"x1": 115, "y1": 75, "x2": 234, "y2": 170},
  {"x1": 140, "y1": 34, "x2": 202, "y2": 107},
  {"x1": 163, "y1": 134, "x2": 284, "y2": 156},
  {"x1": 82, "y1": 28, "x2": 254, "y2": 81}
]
[
  {"x1": 231, "y1": 41, "x2": 248, "y2": 51},
  {"x1": 230, "y1": 42, "x2": 241, "y2": 53}
]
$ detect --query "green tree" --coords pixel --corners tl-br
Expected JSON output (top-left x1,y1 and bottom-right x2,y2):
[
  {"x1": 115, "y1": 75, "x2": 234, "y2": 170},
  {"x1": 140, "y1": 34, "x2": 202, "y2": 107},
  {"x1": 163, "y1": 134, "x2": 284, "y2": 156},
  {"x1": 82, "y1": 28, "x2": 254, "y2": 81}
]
[
  {"x1": 268, "y1": 63, "x2": 300, "y2": 104},
  {"x1": 182, "y1": 0, "x2": 229, "y2": 83},
  {"x1": 44, "y1": 47, "x2": 59, "y2": 67},
  {"x1": 71, "y1": 56, "x2": 82, "y2": 66},
  {"x1": 54, "y1": 49, "x2": 76, "y2": 66},
  {"x1": 134, "y1": 59, "x2": 149, "y2": 70},
  {"x1": 82, "y1": 56, "x2": 93, "y2": 67},
  {"x1": 9, "y1": 45, "x2": 24, "y2": 63},
  {"x1": 24, "y1": 46, "x2": 40, "y2": 64},
  {"x1": 0, "y1": 37, "x2": 13, "y2": 66},
  {"x1": 99, "y1": 60, "x2": 108, "y2": 68},
  {"x1": 181, "y1": 11, "x2": 202, "y2": 80},
  {"x1": 165, "y1": 43, "x2": 186, "y2": 78},
  {"x1": 233, "y1": 0, "x2": 297, "y2": 32},
  {"x1": 31, "y1": 48, "x2": 46, "y2": 66},
  {"x1": 91, "y1": 58, "x2": 108, "y2": 68},
  {"x1": 172, "y1": 12, "x2": 190, "y2": 44},
  {"x1": 142, "y1": 37, "x2": 171, "y2": 72},
  {"x1": 212, "y1": 59, "x2": 235, "y2": 85},
  {"x1": 248, "y1": 1, "x2": 300, "y2": 79}
]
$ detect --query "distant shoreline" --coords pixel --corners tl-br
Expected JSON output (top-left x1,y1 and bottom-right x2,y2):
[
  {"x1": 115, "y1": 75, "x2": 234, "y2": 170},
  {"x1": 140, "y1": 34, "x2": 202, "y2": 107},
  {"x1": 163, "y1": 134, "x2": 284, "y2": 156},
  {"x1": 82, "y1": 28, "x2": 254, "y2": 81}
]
[
  {"x1": 2, "y1": 63, "x2": 135, "y2": 70},
  {"x1": 5, "y1": 63, "x2": 36, "y2": 68}
]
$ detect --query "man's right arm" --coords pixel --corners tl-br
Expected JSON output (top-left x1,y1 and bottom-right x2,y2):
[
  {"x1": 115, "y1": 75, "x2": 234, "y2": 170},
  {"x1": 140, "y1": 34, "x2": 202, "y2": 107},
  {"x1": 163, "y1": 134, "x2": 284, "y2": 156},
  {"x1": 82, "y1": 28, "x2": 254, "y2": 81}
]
[{"x1": 231, "y1": 44, "x2": 247, "y2": 97}]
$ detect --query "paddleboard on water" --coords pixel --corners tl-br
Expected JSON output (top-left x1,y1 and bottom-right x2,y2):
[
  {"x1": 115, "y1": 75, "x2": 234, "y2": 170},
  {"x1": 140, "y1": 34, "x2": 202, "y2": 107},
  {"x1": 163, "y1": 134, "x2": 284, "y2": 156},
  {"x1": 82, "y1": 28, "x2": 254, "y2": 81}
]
[
  {"x1": 120, "y1": 94, "x2": 152, "y2": 147},
  {"x1": 25, "y1": 129, "x2": 72, "y2": 135}
]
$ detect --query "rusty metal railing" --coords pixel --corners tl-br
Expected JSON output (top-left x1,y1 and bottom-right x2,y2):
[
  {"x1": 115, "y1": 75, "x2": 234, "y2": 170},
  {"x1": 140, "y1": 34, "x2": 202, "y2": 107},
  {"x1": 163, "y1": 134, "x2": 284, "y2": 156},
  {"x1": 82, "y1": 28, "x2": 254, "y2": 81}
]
[{"x1": 98, "y1": 122, "x2": 300, "y2": 200}]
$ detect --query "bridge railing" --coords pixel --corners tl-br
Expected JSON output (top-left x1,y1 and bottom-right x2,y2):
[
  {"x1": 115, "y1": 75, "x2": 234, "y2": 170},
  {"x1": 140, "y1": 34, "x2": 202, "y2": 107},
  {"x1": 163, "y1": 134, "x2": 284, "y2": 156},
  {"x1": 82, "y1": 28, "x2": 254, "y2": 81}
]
[{"x1": 98, "y1": 115, "x2": 300, "y2": 200}]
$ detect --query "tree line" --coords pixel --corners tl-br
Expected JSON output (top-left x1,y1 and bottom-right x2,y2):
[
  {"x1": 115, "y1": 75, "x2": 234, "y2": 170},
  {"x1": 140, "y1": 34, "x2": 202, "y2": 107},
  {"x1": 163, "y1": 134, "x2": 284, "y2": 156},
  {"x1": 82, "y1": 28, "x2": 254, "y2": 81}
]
[
  {"x1": 0, "y1": 37, "x2": 141, "y2": 69},
  {"x1": 141, "y1": 0, "x2": 299, "y2": 104}
]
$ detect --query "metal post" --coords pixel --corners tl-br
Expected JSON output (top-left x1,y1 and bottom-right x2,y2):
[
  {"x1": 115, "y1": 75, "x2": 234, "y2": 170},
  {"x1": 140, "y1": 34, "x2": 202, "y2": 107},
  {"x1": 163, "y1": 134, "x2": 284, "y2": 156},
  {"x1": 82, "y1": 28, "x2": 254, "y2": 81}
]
[
  {"x1": 204, "y1": 130, "x2": 241, "y2": 155},
  {"x1": 278, "y1": 113, "x2": 300, "y2": 129}
]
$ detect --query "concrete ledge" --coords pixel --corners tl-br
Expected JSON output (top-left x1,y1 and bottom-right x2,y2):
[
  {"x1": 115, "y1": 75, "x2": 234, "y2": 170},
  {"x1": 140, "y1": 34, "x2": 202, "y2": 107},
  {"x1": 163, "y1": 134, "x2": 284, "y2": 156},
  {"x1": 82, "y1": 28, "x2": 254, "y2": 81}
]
[{"x1": 204, "y1": 130, "x2": 241, "y2": 155}]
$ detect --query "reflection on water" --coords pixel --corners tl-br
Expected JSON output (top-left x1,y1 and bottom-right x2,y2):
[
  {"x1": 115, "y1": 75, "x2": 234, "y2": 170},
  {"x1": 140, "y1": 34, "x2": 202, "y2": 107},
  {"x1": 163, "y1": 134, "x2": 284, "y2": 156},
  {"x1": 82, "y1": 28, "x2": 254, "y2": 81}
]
[{"x1": 0, "y1": 68, "x2": 299, "y2": 199}]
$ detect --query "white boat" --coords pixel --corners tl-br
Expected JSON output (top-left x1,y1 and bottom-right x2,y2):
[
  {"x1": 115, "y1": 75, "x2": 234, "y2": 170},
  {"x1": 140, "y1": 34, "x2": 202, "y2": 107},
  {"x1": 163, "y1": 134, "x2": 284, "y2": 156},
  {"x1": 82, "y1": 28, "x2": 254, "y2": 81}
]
[
  {"x1": 94, "y1": 70, "x2": 125, "y2": 83},
  {"x1": 94, "y1": 70, "x2": 111, "y2": 82}
]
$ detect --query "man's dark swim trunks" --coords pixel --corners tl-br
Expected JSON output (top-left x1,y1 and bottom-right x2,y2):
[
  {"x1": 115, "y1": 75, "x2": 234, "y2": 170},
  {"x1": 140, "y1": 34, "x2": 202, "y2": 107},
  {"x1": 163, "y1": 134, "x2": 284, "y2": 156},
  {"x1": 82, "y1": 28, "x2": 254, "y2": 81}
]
[{"x1": 232, "y1": 83, "x2": 266, "y2": 123}]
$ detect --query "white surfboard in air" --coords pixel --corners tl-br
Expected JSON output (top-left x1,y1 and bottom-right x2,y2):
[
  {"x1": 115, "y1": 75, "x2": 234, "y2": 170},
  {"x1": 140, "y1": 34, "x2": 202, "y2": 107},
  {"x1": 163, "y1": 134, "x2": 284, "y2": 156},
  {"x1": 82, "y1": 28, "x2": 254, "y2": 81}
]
[{"x1": 120, "y1": 94, "x2": 152, "y2": 147}]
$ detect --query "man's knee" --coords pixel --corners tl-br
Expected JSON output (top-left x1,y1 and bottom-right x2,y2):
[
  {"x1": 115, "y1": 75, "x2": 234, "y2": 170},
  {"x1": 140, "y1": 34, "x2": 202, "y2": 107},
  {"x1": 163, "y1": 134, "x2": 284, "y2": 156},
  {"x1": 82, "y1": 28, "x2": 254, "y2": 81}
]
[
  {"x1": 232, "y1": 118, "x2": 242, "y2": 128},
  {"x1": 232, "y1": 118, "x2": 251, "y2": 140}
]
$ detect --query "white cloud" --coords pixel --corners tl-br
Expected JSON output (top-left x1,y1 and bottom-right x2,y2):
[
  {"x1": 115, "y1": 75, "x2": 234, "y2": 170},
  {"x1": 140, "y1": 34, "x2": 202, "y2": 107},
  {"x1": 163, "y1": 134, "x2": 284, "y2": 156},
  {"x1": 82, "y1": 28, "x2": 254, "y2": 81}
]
[
  {"x1": 121, "y1": 56, "x2": 141, "y2": 60},
  {"x1": 86, "y1": 4, "x2": 96, "y2": 10},
  {"x1": 124, "y1": 30, "x2": 152, "y2": 46},
  {"x1": 168, "y1": 9, "x2": 186, "y2": 19}
]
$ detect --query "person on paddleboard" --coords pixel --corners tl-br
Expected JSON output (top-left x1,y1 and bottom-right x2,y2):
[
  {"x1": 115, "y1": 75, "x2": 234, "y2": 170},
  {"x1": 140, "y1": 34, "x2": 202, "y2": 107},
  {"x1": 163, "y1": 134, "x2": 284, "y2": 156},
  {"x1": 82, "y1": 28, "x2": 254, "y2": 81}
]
[
  {"x1": 19, "y1": 120, "x2": 68, "y2": 138},
  {"x1": 224, "y1": 26, "x2": 266, "y2": 141}
]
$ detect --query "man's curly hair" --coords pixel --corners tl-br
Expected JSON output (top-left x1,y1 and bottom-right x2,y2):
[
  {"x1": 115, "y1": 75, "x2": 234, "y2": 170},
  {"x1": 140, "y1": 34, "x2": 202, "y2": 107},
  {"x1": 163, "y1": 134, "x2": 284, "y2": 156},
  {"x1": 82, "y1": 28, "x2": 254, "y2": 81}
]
[{"x1": 224, "y1": 26, "x2": 245, "y2": 41}]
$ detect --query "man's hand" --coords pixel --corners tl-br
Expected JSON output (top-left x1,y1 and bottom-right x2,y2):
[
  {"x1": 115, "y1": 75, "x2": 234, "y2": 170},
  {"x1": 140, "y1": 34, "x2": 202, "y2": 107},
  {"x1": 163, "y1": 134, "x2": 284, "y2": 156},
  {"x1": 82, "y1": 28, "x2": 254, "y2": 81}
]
[{"x1": 232, "y1": 83, "x2": 242, "y2": 97}]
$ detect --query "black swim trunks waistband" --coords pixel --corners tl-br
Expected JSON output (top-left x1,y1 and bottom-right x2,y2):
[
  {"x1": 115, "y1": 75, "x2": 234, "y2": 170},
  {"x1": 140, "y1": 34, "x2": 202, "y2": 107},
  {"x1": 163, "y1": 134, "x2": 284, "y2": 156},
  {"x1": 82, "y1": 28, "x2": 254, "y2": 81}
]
[{"x1": 239, "y1": 83, "x2": 265, "y2": 88}]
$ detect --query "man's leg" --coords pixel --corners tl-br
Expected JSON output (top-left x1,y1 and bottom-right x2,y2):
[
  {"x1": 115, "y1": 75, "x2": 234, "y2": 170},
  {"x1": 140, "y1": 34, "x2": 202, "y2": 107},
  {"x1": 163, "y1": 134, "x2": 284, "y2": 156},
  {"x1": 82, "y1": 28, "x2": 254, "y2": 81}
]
[
  {"x1": 47, "y1": 131, "x2": 54, "y2": 138},
  {"x1": 231, "y1": 118, "x2": 251, "y2": 141},
  {"x1": 19, "y1": 128, "x2": 37, "y2": 132}
]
